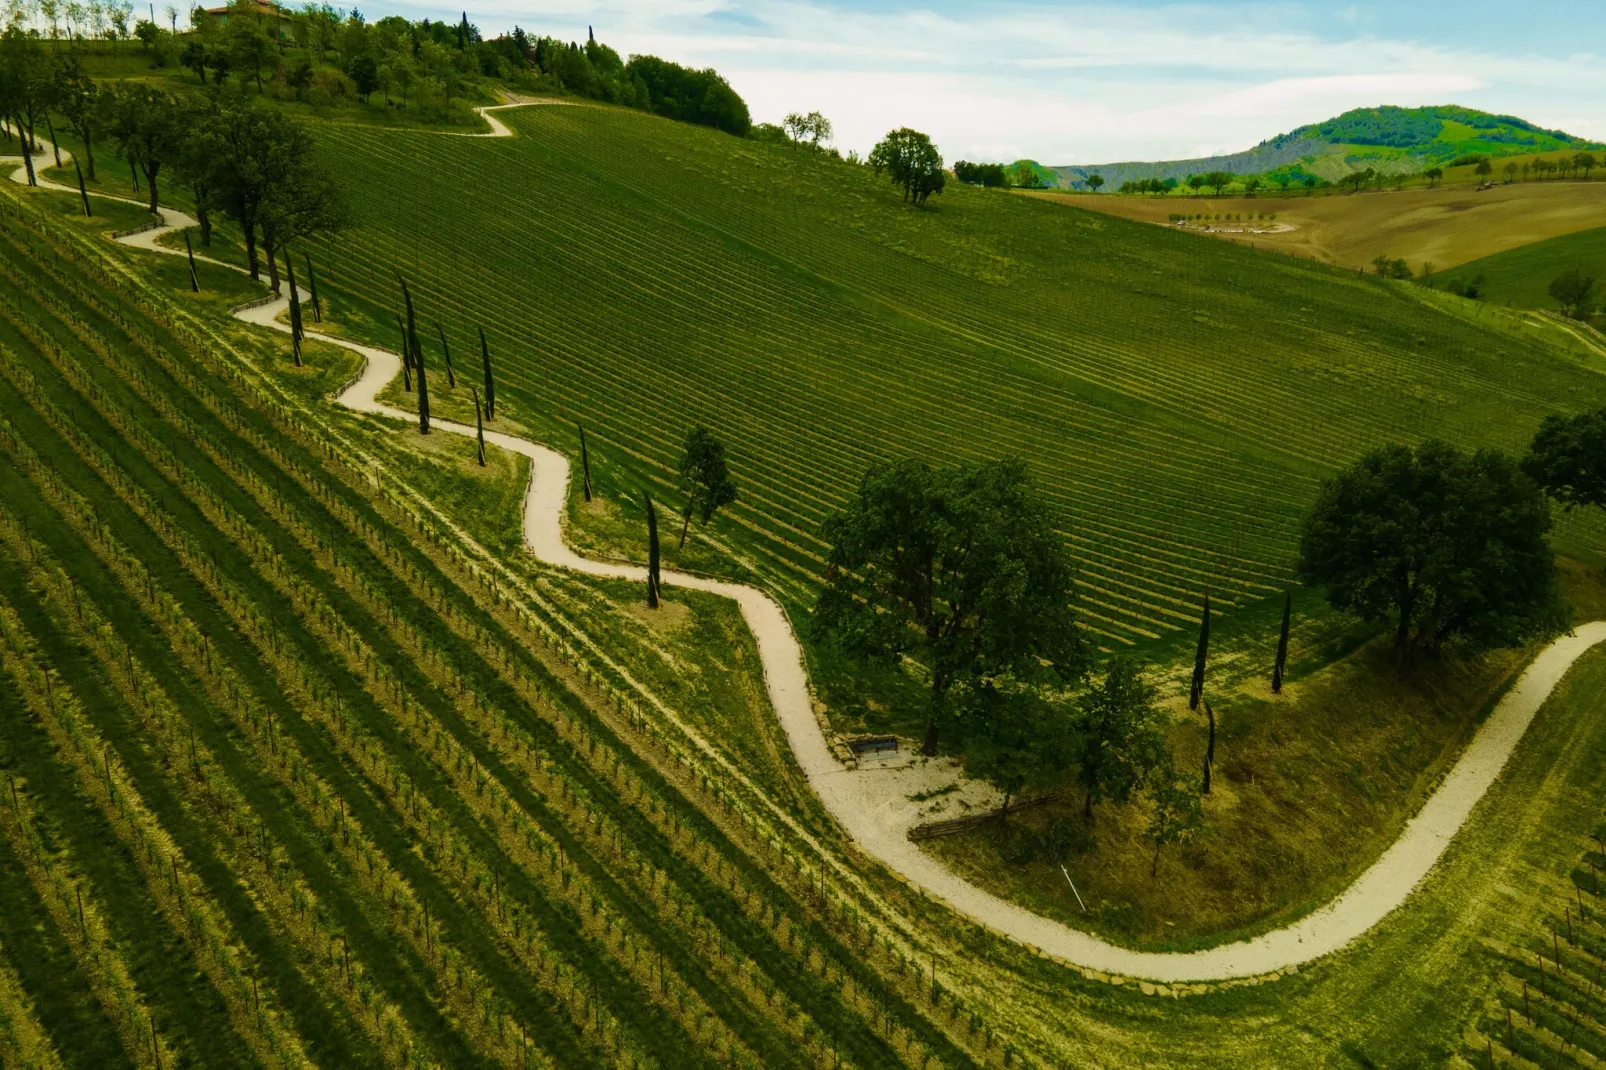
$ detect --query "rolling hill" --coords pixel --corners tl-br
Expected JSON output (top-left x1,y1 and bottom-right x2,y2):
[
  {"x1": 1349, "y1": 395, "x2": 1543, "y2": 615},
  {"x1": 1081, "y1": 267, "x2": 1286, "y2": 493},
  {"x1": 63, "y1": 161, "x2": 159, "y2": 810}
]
[{"x1": 1049, "y1": 104, "x2": 1599, "y2": 190}]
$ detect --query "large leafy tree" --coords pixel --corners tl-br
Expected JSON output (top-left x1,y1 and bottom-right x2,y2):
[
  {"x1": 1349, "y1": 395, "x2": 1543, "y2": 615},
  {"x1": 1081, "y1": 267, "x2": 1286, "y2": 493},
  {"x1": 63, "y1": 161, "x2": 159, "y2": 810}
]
[
  {"x1": 676, "y1": 425, "x2": 737, "y2": 547},
  {"x1": 1067, "y1": 657, "x2": 1168, "y2": 822},
  {"x1": 1524, "y1": 407, "x2": 1606, "y2": 516},
  {"x1": 1298, "y1": 441, "x2": 1559, "y2": 668},
  {"x1": 170, "y1": 93, "x2": 224, "y2": 245},
  {"x1": 1, "y1": 28, "x2": 52, "y2": 188},
  {"x1": 103, "y1": 82, "x2": 180, "y2": 213},
  {"x1": 52, "y1": 57, "x2": 100, "y2": 179},
  {"x1": 955, "y1": 681, "x2": 1074, "y2": 815},
  {"x1": 814, "y1": 457, "x2": 1089, "y2": 755},
  {"x1": 868, "y1": 128, "x2": 946, "y2": 206},
  {"x1": 1547, "y1": 266, "x2": 1597, "y2": 319}
]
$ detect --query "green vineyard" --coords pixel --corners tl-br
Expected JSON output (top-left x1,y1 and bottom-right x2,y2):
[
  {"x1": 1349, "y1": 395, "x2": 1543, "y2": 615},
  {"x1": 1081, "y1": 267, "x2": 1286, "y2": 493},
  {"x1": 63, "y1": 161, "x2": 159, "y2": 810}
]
[
  {"x1": 303, "y1": 104, "x2": 1606, "y2": 646},
  {"x1": 0, "y1": 196, "x2": 991, "y2": 1068}
]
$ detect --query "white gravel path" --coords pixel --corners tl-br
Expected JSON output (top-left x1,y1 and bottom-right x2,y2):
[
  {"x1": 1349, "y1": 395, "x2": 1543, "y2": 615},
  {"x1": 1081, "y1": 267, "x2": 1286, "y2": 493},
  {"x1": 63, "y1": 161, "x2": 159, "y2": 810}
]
[{"x1": 8, "y1": 114, "x2": 1603, "y2": 983}]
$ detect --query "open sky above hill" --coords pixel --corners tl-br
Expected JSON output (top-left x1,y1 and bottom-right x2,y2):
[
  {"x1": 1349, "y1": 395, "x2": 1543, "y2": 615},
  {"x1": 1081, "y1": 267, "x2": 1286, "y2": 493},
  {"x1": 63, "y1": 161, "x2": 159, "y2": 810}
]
[{"x1": 365, "y1": 0, "x2": 1606, "y2": 164}]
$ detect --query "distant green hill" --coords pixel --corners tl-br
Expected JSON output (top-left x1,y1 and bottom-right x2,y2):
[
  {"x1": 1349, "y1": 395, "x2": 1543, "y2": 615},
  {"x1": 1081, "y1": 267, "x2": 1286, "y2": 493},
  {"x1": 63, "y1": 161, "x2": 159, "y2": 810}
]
[
  {"x1": 1438, "y1": 226, "x2": 1606, "y2": 313},
  {"x1": 1051, "y1": 104, "x2": 1598, "y2": 190}
]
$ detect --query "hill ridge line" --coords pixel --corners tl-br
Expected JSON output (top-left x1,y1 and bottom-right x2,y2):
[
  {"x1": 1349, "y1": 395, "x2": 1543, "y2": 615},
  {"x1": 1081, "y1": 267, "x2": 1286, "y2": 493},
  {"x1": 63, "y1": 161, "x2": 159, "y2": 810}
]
[{"x1": 6, "y1": 112, "x2": 1601, "y2": 984}]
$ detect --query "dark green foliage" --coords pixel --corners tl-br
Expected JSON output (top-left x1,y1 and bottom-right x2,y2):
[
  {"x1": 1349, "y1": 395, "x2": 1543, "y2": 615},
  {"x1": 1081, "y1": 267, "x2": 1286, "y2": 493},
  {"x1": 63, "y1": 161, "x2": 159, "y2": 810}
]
[
  {"x1": 1523, "y1": 406, "x2": 1606, "y2": 514},
  {"x1": 1273, "y1": 591, "x2": 1291, "y2": 694},
  {"x1": 435, "y1": 323, "x2": 456, "y2": 387},
  {"x1": 103, "y1": 81, "x2": 179, "y2": 214},
  {"x1": 1068, "y1": 657, "x2": 1169, "y2": 822},
  {"x1": 644, "y1": 490, "x2": 660, "y2": 607},
  {"x1": 623, "y1": 54, "x2": 750, "y2": 137},
  {"x1": 954, "y1": 681, "x2": 1073, "y2": 813},
  {"x1": 53, "y1": 57, "x2": 100, "y2": 180},
  {"x1": 578, "y1": 423, "x2": 591, "y2": 502},
  {"x1": 676, "y1": 425, "x2": 737, "y2": 548},
  {"x1": 1146, "y1": 770, "x2": 1203, "y2": 876},
  {"x1": 868, "y1": 128, "x2": 945, "y2": 206},
  {"x1": 1297, "y1": 441, "x2": 1560, "y2": 668},
  {"x1": 304, "y1": 254, "x2": 322, "y2": 322},
  {"x1": 1187, "y1": 594, "x2": 1210, "y2": 710},
  {"x1": 1547, "y1": 266, "x2": 1597, "y2": 319},
  {"x1": 954, "y1": 161, "x2": 1008, "y2": 188},
  {"x1": 814, "y1": 457, "x2": 1090, "y2": 756},
  {"x1": 478, "y1": 327, "x2": 493, "y2": 419}
]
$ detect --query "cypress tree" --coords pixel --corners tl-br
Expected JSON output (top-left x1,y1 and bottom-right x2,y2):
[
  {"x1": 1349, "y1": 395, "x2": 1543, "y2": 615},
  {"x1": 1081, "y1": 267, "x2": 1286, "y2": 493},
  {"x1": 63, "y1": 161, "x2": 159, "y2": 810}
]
[
  {"x1": 400, "y1": 278, "x2": 429, "y2": 432},
  {"x1": 1202, "y1": 702, "x2": 1215, "y2": 794},
  {"x1": 304, "y1": 254, "x2": 322, "y2": 323},
  {"x1": 395, "y1": 314, "x2": 412, "y2": 391},
  {"x1": 435, "y1": 324, "x2": 456, "y2": 387},
  {"x1": 478, "y1": 328, "x2": 494, "y2": 419},
  {"x1": 1187, "y1": 593, "x2": 1210, "y2": 710},
  {"x1": 1272, "y1": 590, "x2": 1292, "y2": 694},
  {"x1": 183, "y1": 231, "x2": 200, "y2": 293},
  {"x1": 73, "y1": 159, "x2": 90, "y2": 217},
  {"x1": 472, "y1": 388, "x2": 486, "y2": 466},
  {"x1": 284, "y1": 251, "x2": 303, "y2": 366},
  {"x1": 578, "y1": 424, "x2": 593, "y2": 502},
  {"x1": 644, "y1": 491, "x2": 660, "y2": 608}
]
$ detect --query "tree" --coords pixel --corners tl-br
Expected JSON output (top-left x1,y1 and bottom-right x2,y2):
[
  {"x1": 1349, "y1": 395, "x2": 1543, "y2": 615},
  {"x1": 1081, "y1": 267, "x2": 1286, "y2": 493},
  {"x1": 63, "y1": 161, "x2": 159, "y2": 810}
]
[
  {"x1": 1297, "y1": 441, "x2": 1559, "y2": 668},
  {"x1": 170, "y1": 92, "x2": 223, "y2": 245},
  {"x1": 954, "y1": 161, "x2": 1007, "y2": 188},
  {"x1": 803, "y1": 110, "x2": 832, "y2": 148},
  {"x1": 1547, "y1": 266, "x2": 1596, "y2": 319},
  {"x1": 1200, "y1": 703, "x2": 1215, "y2": 794},
  {"x1": 284, "y1": 249, "x2": 303, "y2": 366},
  {"x1": 401, "y1": 278, "x2": 428, "y2": 433},
  {"x1": 1577, "y1": 152, "x2": 1598, "y2": 180},
  {"x1": 1068, "y1": 657, "x2": 1168, "y2": 822},
  {"x1": 347, "y1": 53, "x2": 379, "y2": 101},
  {"x1": 577, "y1": 424, "x2": 594, "y2": 501},
  {"x1": 52, "y1": 57, "x2": 99, "y2": 179},
  {"x1": 1186, "y1": 594, "x2": 1209, "y2": 710},
  {"x1": 472, "y1": 387, "x2": 486, "y2": 466},
  {"x1": 676, "y1": 426, "x2": 737, "y2": 547},
  {"x1": 1186, "y1": 174, "x2": 1205, "y2": 196},
  {"x1": 478, "y1": 327, "x2": 494, "y2": 419},
  {"x1": 956, "y1": 682, "x2": 1073, "y2": 816},
  {"x1": 434, "y1": 324, "x2": 456, "y2": 387},
  {"x1": 394, "y1": 314, "x2": 412, "y2": 391},
  {"x1": 1146, "y1": 769, "x2": 1202, "y2": 877},
  {"x1": 303, "y1": 254, "x2": 321, "y2": 322},
  {"x1": 1503, "y1": 161, "x2": 1518, "y2": 184},
  {"x1": 1523, "y1": 407, "x2": 1606, "y2": 516},
  {"x1": 1, "y1": 28, "x2": 51, "y2": 188},
  {"x1": 644, "y1": 491, "x2": 661, "y2": 608},
  {"x1": 1272, "y1": 591, "x2": 1291, "y2": 694},
  {"x1": 225, "y1": 4, "x2": 277, "y2": 92},
  {"x1": 782, "y1": 111, "x2": 808, "y2": 144},
  {"x1": 1243, "y1": 176, "x2": 1262, "y2": 196},
  {"x1": 814, "y1": 458, "x2": 1090, "y2": 756},
  {"x1": 104, "y1": 82, "x2": 178, "y2": 213},
  {"x1": 1424, "y1": 166, "x2": 1443, "y2": 188},
  {"x1": 868, "y1": 127, "x2": 946, "y2": 206},
  {"x1": 1204, "y1": 170, "x2": 1233, "y2": 196},
  {"x1": 1474, "y1": 158, "x2": 1493, "y2": 179},
  {"x1": 1087, "y1": 173, "x2": 1104, "y2": 193},
  {"x1": 180, "y1": 37, "x2": 209, "y2": 82}
]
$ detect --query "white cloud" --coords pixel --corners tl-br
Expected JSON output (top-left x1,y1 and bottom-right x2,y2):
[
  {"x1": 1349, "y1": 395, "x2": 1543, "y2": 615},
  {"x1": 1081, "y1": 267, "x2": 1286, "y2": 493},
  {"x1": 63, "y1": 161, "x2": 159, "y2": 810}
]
[{"x1": 457, "y1": 0, "x2": 1606, "y2": 162}]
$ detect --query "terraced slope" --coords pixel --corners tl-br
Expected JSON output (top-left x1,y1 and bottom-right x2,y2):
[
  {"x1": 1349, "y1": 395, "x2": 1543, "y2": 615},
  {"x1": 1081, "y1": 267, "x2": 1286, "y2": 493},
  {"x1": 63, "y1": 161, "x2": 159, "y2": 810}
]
[
  {"x1": 304, "y1": 104, "x2": 1606, "y2": 644},
  {"x1": 0, "y1": 197, "x2": 979, "y2": 1069}
]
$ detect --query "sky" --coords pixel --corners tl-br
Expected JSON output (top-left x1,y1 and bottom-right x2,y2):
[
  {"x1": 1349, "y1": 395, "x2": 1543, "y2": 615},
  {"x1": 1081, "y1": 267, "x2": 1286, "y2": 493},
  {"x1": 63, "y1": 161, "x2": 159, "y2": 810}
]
[{"x1": 380, "y1": 0, "x2": 1606, "y2": 164}]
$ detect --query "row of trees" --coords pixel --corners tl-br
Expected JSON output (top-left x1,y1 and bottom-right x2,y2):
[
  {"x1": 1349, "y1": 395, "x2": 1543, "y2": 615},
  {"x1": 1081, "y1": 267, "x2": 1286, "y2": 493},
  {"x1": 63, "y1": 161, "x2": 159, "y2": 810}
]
[{"x1": 952, "y1": 160, "x2": 1052, "y2": 190}]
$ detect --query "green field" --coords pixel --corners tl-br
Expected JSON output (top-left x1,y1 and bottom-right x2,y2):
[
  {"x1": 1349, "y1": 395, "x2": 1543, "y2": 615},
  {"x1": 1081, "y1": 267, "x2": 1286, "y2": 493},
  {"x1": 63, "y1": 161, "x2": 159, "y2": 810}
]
[
  {"x1": 293, "y1": 102, "x2": 1606, "y2": 653},
  {"x1": 1442, "y1": 224, "x2": 1606, "y2": 311}
]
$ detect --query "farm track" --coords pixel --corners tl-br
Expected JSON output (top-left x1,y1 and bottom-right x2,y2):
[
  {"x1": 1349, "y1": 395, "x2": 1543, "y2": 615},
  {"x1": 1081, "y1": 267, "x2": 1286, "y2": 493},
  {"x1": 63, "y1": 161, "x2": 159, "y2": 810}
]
[{"x1": 4, "y1": 110, "x2": 1605, "y2": 997}]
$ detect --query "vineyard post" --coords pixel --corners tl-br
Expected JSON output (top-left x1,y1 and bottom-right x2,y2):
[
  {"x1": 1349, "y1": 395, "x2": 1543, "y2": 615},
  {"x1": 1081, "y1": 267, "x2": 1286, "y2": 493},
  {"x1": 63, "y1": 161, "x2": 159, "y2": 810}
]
[
  {"x1": 435, "y1": 324, "x2": 456, "y2": 387},
  {"x1": 183, "y1": 231, "x2": 200, "y2": 293}
]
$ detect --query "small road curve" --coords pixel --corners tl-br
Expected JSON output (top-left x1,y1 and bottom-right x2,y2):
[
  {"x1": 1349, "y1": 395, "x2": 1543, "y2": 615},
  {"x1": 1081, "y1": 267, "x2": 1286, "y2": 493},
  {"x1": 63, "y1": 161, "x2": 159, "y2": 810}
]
[{"x1": 7, "y1": 114, "x2": 1604, "y2": 984}]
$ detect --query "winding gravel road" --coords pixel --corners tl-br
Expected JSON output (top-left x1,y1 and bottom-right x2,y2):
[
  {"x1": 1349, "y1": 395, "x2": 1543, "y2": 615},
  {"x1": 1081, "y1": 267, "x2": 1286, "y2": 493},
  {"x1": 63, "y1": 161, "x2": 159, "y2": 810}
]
[{"x1": 8, "y1": 110, "x2": 1602, "y2": 983}]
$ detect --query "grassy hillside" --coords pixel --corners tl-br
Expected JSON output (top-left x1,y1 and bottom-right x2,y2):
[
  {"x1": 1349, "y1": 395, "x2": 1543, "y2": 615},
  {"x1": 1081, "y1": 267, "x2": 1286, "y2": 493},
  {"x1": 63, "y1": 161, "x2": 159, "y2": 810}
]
[
  {"x1": 1048, "y1": 174, "x2": 1606, "y2": 273},
  {"x1": 281, "y1": 103, "x2": 1606, "y2": 658},
  {"x1": 1441, "y1": 225, "x2": 1606, "y2": 311},
  {"x1": 1052, "y1": 104, "x2": 1598, "y2": 189}
]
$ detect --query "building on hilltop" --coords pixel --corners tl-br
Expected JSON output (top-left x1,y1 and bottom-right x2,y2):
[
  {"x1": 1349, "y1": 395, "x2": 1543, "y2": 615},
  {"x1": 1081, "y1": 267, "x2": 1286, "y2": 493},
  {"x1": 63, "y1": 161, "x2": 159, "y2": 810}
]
[{"x1": 197, "y1": 0, "x2": 292, "y2": 37}]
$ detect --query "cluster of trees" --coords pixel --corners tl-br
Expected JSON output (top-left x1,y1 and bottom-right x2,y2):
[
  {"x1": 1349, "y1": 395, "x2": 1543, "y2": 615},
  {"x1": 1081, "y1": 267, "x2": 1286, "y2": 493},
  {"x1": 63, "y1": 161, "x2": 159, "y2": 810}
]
[
  {"x1": 953, "y1": 160, "x2": 1050, "y2": 190},
  {"x1": 1118, "y1": 176, "x2": 1177, "y2": 195},
  {"x1": 813, "y1": 458, "x2": 1205, "y2": 873},
  {"x1": 868, "y1": 127, "x2": 944, "y2": 206},
  {"x1": 1370, "y1": 254, "x2": 1414, "y2": 279}
]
